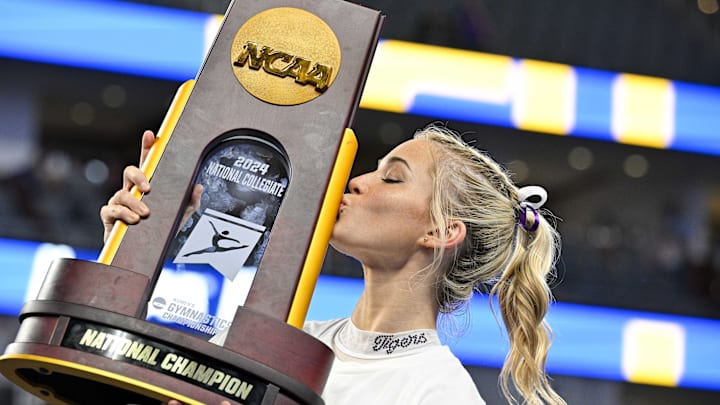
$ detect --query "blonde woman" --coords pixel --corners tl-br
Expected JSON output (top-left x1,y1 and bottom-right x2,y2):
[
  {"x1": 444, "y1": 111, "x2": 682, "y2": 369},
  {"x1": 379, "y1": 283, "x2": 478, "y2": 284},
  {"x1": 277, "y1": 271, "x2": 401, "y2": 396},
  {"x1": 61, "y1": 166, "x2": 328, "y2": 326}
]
[{"x1": 103, "y1": 124, "x2": 565, "y2": 405}]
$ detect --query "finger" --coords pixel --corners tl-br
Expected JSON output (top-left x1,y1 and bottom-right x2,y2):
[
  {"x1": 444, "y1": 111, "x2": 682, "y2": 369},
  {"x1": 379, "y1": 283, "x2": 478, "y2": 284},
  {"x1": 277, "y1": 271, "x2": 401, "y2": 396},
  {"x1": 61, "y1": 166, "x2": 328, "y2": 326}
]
[
  {"x1": 139, "y1": 130, "x2": 156, "y2": 168},
  {"x1": 100, "y1": 202, "x2": 143, "y2": 228},
  {"x1": 113, "y1": 189, "x2": 150, "y2": 217},
  {"x1": 122, "y1": 165, "x2": 151, "y2": 193},
  {"x1": 100, "y1": 205, "x2": 141, "y2": 235},
  {"x1": 103, "y1": 190, "x2": 150, "y2": 221},
  {"x1": 189, "y1": 184, "x2": 203, "y2": 212},
  {"x1": 178, "y1": 184, "x2": 203, "y2": 227}
]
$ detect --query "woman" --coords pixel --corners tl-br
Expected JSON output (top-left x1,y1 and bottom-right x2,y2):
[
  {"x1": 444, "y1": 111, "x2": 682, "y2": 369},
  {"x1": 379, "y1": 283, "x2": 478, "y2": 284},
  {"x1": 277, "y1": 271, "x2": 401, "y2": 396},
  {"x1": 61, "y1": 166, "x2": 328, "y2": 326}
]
[{"x1": 102, "y1": 124, "x2": 565, "y2": 405}]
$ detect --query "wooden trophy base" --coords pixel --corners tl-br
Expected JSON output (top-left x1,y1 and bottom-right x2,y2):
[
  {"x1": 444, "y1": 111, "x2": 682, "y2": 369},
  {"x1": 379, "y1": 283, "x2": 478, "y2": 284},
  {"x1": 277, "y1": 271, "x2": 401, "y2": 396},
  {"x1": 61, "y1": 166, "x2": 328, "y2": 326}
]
[{"x1": 0, "y1": 259, "x2": 333, "y2": 405}]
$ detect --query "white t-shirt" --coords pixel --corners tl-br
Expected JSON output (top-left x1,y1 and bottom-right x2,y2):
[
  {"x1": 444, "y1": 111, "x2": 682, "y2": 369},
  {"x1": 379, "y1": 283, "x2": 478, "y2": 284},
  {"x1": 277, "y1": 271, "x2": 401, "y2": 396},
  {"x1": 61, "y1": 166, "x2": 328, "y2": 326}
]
[
  {"x1": 304, "y1": 318, "x2": 486, "y2": 405},
  {"x1": 210, "y1": 318, "x2": 485, "y2": 404}
]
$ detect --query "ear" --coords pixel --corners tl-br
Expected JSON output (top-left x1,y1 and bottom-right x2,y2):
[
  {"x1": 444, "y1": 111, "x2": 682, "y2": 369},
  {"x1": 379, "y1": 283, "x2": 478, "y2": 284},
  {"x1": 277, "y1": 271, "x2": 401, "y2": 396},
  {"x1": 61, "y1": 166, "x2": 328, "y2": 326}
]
[
  {"x1": 420, "y1": 220, "x2": 467, "y2": 249},
  {"x1": 444, "y1": 220, "x2": 467, "y2": 249}
]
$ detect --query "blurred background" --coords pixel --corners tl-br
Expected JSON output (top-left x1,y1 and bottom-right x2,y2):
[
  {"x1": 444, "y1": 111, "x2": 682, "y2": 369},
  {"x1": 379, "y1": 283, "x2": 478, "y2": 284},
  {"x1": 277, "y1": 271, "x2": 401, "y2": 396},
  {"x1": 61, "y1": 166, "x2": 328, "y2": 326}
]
[{"x1": 0, "y1": 0, "x2": 719, "y2": 404}]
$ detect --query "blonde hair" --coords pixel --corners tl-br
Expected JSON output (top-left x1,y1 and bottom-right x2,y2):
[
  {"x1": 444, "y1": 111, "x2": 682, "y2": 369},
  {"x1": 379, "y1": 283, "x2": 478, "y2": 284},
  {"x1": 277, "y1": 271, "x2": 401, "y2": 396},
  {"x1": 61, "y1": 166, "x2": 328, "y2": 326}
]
[{"x1": 414, "y1": 123, "x2": 565, "y2": 405}]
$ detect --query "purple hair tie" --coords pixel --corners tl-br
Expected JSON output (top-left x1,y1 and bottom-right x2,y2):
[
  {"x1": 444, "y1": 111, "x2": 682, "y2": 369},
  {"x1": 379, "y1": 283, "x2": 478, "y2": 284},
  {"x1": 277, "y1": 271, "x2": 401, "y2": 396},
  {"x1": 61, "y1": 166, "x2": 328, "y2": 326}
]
[
  {"x1": 518, "y1": 204, "x2": 540, "y2": 232},
  {"x1": 517, "y1": 186, "x2": 547, "y2": 232}
]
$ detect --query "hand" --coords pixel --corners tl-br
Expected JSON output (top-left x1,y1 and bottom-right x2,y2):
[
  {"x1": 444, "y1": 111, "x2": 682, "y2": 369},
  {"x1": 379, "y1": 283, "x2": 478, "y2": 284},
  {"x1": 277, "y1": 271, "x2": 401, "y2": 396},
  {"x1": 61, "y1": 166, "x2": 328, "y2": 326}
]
[{"x1": 100, "y1": 130, "x2": 203, "y2": 242}]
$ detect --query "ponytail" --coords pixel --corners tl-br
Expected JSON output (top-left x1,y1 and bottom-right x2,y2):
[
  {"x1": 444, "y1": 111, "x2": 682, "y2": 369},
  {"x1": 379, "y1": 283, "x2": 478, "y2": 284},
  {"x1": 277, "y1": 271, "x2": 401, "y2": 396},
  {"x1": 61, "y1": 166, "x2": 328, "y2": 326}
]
[
  {"x1": 491, "y1": 212, "x2": 565, "y2": 405},
  {"x1": 414, "y1": 123, "x2": 565, "y2": 404}
]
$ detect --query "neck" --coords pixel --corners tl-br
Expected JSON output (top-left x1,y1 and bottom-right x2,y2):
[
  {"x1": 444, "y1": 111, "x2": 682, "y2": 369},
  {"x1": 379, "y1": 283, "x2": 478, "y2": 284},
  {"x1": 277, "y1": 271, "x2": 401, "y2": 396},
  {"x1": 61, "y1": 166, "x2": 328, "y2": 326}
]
[{"x1": 351, "y1": 263, "x2": 439, "y2": 333}]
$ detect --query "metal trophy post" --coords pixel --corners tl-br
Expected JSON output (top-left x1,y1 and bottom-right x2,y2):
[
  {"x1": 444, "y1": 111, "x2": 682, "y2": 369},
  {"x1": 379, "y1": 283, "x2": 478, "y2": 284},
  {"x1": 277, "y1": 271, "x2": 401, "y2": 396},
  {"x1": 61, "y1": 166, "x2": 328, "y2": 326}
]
[{"x1": 0, "y1": 1, "x2": 384, "y2": 404}]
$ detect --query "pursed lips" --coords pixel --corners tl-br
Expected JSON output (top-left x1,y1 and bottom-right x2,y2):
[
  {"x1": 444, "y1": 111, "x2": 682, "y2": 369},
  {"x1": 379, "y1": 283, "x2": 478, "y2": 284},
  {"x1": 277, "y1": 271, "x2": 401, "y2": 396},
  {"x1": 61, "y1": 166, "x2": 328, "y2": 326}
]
[{"x1": 338, "y1": 197, "x2": 349, "y2": 213}]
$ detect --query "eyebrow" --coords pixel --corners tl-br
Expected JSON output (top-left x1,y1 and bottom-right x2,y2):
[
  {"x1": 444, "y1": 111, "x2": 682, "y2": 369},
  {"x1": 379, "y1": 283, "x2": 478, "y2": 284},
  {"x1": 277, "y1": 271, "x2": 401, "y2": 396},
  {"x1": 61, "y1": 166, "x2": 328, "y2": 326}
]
[{"x1": 378, "y1": 156, "x2": 412, "y2": 172}]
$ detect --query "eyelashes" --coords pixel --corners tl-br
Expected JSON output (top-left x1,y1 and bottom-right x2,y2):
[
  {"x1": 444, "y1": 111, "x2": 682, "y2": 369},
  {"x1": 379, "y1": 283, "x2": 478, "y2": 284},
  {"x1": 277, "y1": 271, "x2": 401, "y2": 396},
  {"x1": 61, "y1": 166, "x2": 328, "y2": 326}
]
[{"x1": 381, "y1": 178, "x2": 402, "y2": 184}]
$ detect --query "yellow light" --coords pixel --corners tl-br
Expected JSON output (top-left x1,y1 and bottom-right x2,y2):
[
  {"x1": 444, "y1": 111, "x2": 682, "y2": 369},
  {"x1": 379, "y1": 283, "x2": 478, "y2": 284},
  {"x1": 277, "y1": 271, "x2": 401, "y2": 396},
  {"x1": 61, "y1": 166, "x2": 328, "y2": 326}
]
[
  {"x1": 360, "y1": 40, "x2": 514, "y2": 113},
  {"x1": 621, "y1": 319, "x2": 685, "y2": 386},
  {"x1": 511, "y1": 60, "x2": 576, "y2": 135},
  {"x1": 698, "y1": 0, "x2": 719, "y2": 14},
  {"x1": 611, "y1": 74, "x2": 675, "y2": 149}
]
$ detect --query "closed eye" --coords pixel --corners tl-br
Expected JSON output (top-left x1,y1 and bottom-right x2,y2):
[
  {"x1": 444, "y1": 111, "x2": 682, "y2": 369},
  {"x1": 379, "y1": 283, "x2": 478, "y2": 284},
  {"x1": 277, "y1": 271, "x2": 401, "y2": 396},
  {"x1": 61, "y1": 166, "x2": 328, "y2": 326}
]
[{"x1": 381, "y1": 178, "x2": 402, "y2": 184}]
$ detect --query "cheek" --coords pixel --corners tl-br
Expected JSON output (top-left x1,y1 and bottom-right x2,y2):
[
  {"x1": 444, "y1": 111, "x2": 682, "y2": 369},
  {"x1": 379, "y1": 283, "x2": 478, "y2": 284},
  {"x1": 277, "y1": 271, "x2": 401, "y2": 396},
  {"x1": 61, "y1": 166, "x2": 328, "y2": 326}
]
[
  {"x1": 335, "y1": 189, "x2": 432, "y2": 234},
  {"x1": 385, "y1": 193, "x2": 432, "y2": 231},
  {"x1": 329, "y1": 196, "x2": 432, "y2": 256}
]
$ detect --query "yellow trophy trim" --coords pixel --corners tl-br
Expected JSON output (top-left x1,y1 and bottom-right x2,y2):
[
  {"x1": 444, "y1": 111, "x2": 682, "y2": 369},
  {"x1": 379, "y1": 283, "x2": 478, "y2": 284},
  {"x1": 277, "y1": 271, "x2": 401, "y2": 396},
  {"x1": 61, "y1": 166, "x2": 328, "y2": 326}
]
[
  {"x1": 98, "y1": 80, "x2": 196, "y2": 264},
  {"x1": 287, "y1": 129, "x2": 357, "y2": 328},
  {"x1": 0, "y1": 353, "x2": 202, "y2": 405}
]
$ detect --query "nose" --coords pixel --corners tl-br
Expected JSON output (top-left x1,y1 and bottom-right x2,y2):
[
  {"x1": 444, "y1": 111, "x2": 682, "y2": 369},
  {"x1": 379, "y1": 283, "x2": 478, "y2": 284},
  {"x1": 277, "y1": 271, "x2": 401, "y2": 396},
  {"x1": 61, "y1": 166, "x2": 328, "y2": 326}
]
[{"x1": 347, "y1": 173, "x2": 368, "y2": 194}]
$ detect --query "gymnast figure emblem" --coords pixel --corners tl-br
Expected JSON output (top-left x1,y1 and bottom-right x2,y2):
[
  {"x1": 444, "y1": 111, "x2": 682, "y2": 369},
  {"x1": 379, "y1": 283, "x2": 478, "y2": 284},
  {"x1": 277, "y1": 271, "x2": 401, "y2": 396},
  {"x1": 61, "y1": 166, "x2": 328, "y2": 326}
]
[
  {"x1": 182, "y1": 221, "x2": 248, "y2": 257},
  {"x1": 174, "y1": 208, "x2": 266, "y2": 281}
]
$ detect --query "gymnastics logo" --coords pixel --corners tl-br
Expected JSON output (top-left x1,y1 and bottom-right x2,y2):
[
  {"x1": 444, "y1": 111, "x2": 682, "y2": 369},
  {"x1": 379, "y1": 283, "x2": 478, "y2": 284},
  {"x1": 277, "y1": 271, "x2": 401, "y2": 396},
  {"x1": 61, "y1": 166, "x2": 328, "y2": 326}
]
[{"x1": 174, "y1": 208, "x2": 265, "y2": 280}]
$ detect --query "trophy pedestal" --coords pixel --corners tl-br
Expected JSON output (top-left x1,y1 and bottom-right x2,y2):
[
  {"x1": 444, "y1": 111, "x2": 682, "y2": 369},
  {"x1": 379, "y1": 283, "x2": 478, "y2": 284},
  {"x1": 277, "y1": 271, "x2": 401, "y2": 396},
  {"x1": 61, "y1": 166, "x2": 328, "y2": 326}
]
[{"x1": 0, "y1": 259, "x2": 332, "y2": 405}]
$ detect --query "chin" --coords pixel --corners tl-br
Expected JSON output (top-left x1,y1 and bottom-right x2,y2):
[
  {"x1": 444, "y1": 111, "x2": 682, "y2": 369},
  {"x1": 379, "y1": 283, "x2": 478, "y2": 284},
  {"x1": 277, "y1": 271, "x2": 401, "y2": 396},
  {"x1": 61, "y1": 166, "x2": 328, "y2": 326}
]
[
  {"x1": 328, "y1": 237, "x2": 354, "y2": 258},
  {"x1": 328, "y1": 238, "x2": 342, "y2": 253}
]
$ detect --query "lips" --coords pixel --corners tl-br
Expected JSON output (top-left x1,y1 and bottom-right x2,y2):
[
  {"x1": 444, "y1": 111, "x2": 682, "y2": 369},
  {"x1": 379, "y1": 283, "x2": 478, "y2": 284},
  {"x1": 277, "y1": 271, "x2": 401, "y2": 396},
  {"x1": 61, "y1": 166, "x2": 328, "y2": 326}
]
[{"x1": 338, "y1": 197, "x2": 349, "y2": 213}]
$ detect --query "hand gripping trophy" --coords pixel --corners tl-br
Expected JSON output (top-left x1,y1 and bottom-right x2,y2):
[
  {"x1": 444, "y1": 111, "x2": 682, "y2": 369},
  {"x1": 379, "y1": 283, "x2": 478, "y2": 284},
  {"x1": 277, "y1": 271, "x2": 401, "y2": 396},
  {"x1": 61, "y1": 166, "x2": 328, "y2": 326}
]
[{"x1": 0, "y1": 1, "x2": 384, "y2": 404}]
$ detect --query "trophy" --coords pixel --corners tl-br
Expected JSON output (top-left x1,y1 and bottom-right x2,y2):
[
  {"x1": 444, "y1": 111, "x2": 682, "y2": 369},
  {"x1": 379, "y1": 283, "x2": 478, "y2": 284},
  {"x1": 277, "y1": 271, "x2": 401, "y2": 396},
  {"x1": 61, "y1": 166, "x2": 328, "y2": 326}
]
[{"x1": 0, "y1": 0, "x2": 384, "y2": 403}]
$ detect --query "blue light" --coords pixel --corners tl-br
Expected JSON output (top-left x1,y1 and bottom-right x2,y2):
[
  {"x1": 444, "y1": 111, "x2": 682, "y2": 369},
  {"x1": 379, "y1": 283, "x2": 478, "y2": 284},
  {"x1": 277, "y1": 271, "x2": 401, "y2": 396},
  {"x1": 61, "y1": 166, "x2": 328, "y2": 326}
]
[
  {"x1": 0, "y1": 0, "x2": 207, "y2": 80},
  {"x1": 409, "y1": 94, "x2": 513, "y2": 128},
  {"x1": 0, "y1": 238, "x2": 39, "y2": 316},
  {"x1": 681, "y1": 316, "x2": 720, "y2": 389},
  {"x1": 546, "y1": 302, "x2": 625, "y2": 381},
  {"x1": 441, "y1": 297, "x2": 509, "y2": 369},
  {"x1": 673, "y1": 82, "x2": 720, "y2": 156},
  {"x1": 307, "y1": 274, "x2": 363, "y2": 320},
  {"x1": 573, "y1": 67, "x2": 615, "y2": 141}
]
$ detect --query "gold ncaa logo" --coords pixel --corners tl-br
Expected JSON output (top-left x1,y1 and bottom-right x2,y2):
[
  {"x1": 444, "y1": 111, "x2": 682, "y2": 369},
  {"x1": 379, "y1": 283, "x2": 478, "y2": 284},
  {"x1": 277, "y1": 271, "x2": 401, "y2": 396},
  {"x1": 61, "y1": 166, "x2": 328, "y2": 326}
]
[{"x1": 230, "y1": 8, "x2": 341, "y2": 106}]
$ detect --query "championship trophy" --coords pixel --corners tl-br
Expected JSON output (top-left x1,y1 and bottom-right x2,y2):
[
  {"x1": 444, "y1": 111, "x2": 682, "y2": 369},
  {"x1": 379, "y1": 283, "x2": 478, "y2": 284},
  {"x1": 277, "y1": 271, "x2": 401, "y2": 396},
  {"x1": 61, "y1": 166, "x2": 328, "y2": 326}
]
[{"x1": 0, "y1": 0, "x2": 384, "y2": 403}]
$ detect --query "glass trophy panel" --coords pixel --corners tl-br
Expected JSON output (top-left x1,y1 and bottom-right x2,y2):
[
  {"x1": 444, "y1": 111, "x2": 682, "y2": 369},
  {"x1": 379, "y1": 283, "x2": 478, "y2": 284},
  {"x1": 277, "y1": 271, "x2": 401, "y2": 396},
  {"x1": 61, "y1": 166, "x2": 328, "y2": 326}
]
[{"x1": 146, "y1": 130, "x2": 290, "y2": 339}]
